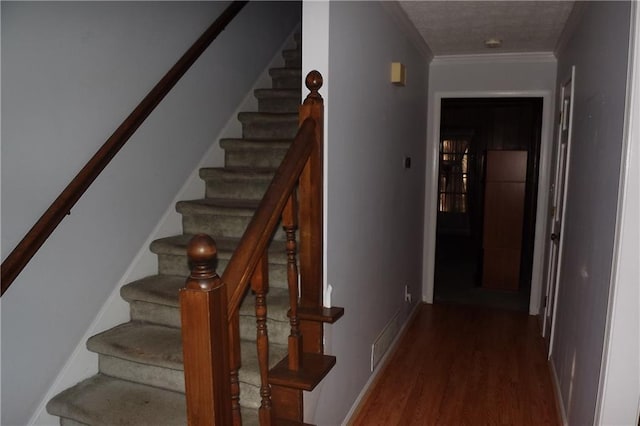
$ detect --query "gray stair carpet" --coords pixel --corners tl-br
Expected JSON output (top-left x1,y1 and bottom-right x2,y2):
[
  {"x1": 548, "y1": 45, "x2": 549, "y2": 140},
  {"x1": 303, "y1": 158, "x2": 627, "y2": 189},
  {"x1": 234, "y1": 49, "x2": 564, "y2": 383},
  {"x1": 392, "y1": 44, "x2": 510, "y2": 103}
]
[{"x1": 47, "y1": 32, "x2": 302, "y2": 426}]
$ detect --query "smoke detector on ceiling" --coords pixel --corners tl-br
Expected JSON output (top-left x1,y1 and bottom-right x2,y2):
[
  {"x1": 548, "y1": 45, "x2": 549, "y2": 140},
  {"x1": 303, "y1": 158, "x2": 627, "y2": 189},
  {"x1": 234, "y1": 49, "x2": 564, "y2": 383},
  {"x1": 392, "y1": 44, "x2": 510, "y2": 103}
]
[{"x1": 484, "y1": 38, "x2": 503, "y2": 48}]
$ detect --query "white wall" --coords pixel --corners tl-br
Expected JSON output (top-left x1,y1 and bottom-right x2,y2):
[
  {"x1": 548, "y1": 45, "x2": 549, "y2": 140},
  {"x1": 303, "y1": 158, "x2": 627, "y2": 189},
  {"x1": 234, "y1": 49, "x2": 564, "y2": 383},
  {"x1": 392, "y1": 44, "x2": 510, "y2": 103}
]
[
  {"x1": 597, "y1": 3, "x2": 640, "y2": 423},
  {"x1": 303, "y1": 2, "x2": 431, "y2": 424},
  {"x1": 551, "y1": 3, "x2": 633, "y2": 425},
  {"x1": 0, "y1": 2, "x2": 300, "y2": 424},
  {"x1": 424, "y1": 54, "x2": 558, "y2": 315}
]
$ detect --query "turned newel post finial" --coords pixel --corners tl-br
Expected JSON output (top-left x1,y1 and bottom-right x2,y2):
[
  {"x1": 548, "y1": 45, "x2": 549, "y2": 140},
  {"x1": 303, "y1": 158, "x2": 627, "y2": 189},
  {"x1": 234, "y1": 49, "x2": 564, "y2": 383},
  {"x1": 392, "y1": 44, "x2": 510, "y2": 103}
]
[
  {"x1": 186, "y1": 234, "x2": 219, "y2": 290},
  {"x1": 304, "y1": 70, "x2": 323, "y2": 104}
]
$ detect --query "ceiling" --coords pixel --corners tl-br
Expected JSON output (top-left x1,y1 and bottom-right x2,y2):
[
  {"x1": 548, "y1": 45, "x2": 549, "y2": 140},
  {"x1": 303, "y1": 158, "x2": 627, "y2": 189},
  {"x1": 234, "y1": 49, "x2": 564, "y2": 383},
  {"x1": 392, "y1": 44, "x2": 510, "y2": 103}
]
[{"x1": 399, "y1": 1, "x2": 575, "y2": 56}]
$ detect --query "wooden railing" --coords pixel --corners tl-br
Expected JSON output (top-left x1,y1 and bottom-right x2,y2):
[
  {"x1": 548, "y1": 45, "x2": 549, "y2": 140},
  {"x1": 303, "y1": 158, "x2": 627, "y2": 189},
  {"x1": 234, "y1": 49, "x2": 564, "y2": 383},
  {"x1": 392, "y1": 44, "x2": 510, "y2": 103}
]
[
  {"x1": 0, "y1": 1, "x2": 248, "y2": 296},
  {"x1": 180, "y1": 72, "x2": 334, "y2": 425}
]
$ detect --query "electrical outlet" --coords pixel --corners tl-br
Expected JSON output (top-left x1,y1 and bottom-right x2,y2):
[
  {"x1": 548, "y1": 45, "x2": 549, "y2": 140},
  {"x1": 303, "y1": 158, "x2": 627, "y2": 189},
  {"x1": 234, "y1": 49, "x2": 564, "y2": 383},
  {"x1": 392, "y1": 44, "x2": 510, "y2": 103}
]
[
  {"x1": 403, "y1": 156, "x2": 411, "y2": 169},
  {"x1": 404, "y1": 284, "x2": 412, "y2": 303}
]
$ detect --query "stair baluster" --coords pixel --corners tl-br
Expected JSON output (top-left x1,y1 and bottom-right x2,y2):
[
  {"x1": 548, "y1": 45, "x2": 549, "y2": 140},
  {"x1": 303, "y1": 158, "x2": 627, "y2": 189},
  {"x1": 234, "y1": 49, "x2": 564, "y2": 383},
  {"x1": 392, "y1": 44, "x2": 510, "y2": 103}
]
[
  {"x1": 251, "y1": 253, "x2": 272, "y2": 425},
  {"x1": 283, "y1": 193, "x2": 302, "y2": 371},
  {"x1": 229, "y1": 312, "x2": 242, "y2": 426},
  {"x1": 180, "y1": 234, "x2": 232, "y2": 425},
  {"x1": 179, "y1": 71, "x2": 338, "y2": 425}
]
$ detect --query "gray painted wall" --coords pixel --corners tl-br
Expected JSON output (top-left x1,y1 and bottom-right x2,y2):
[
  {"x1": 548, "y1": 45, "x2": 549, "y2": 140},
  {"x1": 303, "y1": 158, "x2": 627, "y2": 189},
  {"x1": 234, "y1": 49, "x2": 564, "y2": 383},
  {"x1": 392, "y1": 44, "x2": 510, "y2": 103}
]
[
  {"x1": 597, "y1": 4, "x2": 640, "y2": 424},
  {"x1": 552, "y1": 2, "x2": 632, "y2": 425},
  {"x1": 305, "y1": 2, "x2": 431, "y2": 424},
  {"x1": 1, "y1": 2, "x2": 300, "y2": 424}
]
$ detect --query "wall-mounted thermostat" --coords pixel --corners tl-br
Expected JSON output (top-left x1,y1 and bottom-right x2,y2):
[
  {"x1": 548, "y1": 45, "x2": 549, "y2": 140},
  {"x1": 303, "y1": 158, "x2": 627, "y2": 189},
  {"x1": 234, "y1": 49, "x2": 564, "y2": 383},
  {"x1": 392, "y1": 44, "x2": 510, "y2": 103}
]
[{"x1": 391, "y1": 62, "x2": 406, "y2": 86}]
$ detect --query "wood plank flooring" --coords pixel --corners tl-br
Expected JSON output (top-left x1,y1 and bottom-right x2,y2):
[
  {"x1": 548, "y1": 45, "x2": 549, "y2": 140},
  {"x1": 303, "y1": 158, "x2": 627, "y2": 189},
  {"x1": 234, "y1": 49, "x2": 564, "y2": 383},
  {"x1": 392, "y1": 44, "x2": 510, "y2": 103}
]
[{"x1": 350, "y1": 303, "x2": 559, "y2": 426}]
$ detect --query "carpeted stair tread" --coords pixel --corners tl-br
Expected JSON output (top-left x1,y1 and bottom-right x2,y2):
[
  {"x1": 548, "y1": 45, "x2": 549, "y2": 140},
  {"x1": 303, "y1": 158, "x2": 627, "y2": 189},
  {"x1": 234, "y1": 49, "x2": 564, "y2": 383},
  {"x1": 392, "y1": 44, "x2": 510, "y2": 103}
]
[
  {"x1": 200, "y1": 166, "x2": 277, "y2": 179},
  {"x1": 221, "y1": 139, "x2": 292, "y2": 168},
  {"x1": 87, "y1": 323, "x2": 183, "y2": 371},
  {"x1": 254, "y1": 88, "x2": 300, "y2": 97},
  {"x1": 121, "y1": 275, "x2": 185, "y2": 308},
  {"x1": 282, "y1": 48, "x2": 302, "y2": 67},
  {"x1": 238, "y1": 112, "x2": 298, "y2": 123},
  {"x1": 238, "y1": 112, "x2": 299, "y2": 140},
  {"x1": 254, "y1": 88, "x2": 301, "y2": 99},
  {"x1": 176, "y1": 197, "x2": 287, "y2": 241},
  {"x1": 46, "y1": 374, "x2": 187, "y2": 426},
  {"x1": 269, "y1": 68, "x2": 302, "y2": 89},
  {"x1": 269, "y1": 68, "x2": 302, "y2": 77},
  {"x1": 121, "y1": 276, "x2": 291, "y2": 340},
  {"x1": 220, "y1": 138, "x2": 292, "y2": 148},
  {"x1": 176, "y1": 197, "x2": 261, "y2": 217},
  {"x1": 122, "y1": 275, "x2": 291, "y2": 323},
  {"x1": 254, "y1": 88, "x2": 302, "y2": 113},
  {"x1": 199, "y1": 167, "x2": 278, "y2": 201},
  {"x1": 150, "y1": 235, "x2": 289, "y2": 285},
  {"x1": 150, "y1": 234, "x2": 287, "y2": 264},
  {"x1": 87, "y1": 322, "x2": 287, "y2": 387},
  {"x1": 47, "y1": 374, "x2": 261, "y2": 426}
]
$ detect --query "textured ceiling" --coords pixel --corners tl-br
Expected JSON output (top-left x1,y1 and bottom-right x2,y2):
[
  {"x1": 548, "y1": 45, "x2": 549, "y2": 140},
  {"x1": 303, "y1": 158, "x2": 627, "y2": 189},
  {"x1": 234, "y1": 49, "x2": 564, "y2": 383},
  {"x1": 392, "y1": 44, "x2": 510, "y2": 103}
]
[{"x1": 399, "y1": 1, "x2": 575, "y2": 56}]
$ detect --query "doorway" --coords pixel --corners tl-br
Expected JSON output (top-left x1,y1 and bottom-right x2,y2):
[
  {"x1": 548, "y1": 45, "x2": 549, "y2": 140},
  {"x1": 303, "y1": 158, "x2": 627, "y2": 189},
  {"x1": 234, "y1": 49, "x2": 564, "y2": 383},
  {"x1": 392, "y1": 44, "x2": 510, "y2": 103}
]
[
  {"x1": 433, "y1": 98, "x2": 543, "y2": 312},
  {"x1": 543, "y1": 67, "x2": 574, "y2": 350}
]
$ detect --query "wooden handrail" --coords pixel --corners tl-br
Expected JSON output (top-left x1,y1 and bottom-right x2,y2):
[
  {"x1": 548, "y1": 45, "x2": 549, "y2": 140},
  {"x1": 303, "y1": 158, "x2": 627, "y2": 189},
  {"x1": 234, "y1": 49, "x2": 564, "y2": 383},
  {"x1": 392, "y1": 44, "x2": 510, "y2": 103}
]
[
  {"x1": 223, "y1": 116, "x2": 316, "y2": 317},
  {"x1": 181, "y1": 71, "x2": 324, "y2": 425},
  {"x1": 222, "y1": 71, "x2": 323, "y2": 319},
  {"x1": 0, "y1": 1, "x2": 248, "y2": 296}
]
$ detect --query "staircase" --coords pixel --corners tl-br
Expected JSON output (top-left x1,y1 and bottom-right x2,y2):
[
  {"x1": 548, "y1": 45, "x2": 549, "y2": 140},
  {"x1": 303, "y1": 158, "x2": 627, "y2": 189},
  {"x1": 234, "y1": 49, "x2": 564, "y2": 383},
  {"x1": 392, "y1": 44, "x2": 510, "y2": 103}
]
[{"x1": 47, "y1": 33, "x2": 306, "y2": 426}]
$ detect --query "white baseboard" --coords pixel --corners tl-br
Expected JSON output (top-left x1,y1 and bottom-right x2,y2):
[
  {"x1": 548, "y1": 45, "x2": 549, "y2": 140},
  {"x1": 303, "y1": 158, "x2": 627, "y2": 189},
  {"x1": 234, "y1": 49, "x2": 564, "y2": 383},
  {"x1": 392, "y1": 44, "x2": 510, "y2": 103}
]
[
  {"x1": 28, "y1": 31, "x2": 296, "y2": 426},
  {"x1": 341, "y1": 302, "x2": 423, "y2": 425},
  {"x1": 549, "y1": 359, "x2": 568, "y2": 426}
]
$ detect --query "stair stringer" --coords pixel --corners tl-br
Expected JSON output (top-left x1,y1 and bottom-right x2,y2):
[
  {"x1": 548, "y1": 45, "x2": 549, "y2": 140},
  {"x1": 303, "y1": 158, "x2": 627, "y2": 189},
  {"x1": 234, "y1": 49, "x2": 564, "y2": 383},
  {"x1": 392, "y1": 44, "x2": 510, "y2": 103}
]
[{"x1": 29, "y1": 30, "x2": 298, "y2": 426}]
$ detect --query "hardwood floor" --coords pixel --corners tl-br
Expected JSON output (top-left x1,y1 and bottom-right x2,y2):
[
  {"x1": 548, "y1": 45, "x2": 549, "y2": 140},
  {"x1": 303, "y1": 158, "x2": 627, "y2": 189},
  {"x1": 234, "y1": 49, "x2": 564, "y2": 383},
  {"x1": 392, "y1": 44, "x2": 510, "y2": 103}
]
[{"x1": 350, "y1": 303, "x2": 559, "y2": 426}]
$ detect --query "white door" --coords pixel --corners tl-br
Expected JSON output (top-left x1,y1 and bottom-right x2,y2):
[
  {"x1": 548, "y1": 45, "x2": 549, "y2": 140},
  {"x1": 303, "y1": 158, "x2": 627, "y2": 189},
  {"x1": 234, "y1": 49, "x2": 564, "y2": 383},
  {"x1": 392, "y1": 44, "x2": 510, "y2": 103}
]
[{"x1": 543, "y1": 67, "x2": 575, "y2": 355}]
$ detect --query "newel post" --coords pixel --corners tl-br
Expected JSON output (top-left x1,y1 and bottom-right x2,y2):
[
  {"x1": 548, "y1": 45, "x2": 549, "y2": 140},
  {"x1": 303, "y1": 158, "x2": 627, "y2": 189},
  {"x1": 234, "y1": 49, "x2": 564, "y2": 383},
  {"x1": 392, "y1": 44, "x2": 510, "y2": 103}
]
[
  {"x1": 180, "y1": 234, "x2": 232, "y2": 425},
  {"x1": 298, "y1": 71, "x2": 325, "y2": 353}
]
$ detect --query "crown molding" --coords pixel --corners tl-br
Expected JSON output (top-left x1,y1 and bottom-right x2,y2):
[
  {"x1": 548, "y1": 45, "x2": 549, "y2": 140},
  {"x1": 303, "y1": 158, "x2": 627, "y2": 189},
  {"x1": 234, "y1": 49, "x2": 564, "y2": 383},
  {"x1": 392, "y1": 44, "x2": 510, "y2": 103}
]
[{"x1": 432, "y1": 51, "x2": 557, "y2": 65}]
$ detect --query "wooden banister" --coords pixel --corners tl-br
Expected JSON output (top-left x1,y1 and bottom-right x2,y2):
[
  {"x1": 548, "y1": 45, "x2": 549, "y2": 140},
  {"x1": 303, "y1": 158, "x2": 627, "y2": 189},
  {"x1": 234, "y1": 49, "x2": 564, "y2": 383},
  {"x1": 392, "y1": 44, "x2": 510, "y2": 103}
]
[
  {"x1": 223, "y1": 115, "x2": 318, "y2": 317},
  {"x1": 181, "y1": 71, "x2": 325, "y2": 425},
  {"x1": 251, "y1": 253, "x2": 272, "y2": 425},
  {"x1": 0, "y1": 1, "x2": 248, "y2": 296},
  {"x1": 180, "y1": 235, "x2": 232, "y2": 425}
]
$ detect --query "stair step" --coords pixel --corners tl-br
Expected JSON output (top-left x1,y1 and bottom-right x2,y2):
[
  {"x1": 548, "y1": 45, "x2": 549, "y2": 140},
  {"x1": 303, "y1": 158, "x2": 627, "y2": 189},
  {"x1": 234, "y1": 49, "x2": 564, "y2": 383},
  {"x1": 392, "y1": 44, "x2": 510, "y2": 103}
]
[
  {"x1": 238, "y1": 112, "x2": 299, "y2": 140},
  {"x1": 269, "y1": 353, "x2": 336, "y2": 392},
  {"x1": 269, "y1": 68, "x2": 302, "y2": 89},
  {"x1": 282, "y1": 48, "x2": 302, "y2": 68},
  {"x1": 47, "y1": 374, "x2": 261, "y2": 426},
  {"x1": 89, "y1": 324, "x2": 184, "y2": 394},
  {"x1": 220, "y1": 139, "x2": 290, "y2": 168},
  {"x1": 47, "y1": 374, "x2": 187, "y2": 426},
  {"x1": 176, "y1": 198, "x2": 286, "y2": 241},
  {"x1": 121, "y1": 275, "x2": 292, "y2": 342},
  {"x1": 298, "y1": 306, "x2": 345, "y2": 324},
  {"x1": 86, "y1": 322, "x2": 287, "y2": 406},
  {"x1": 48, "y1": 29, "x2": 319, "y2": 425},
  {"x1": 255, "y1": 88, "x2": 301, "y2": 113},
  {"x1": 200, "y1": 167, "x2": 276, "y2": 200},
  {"x1": 150, "y1": 234, "x2": 288, "y2": 286}
]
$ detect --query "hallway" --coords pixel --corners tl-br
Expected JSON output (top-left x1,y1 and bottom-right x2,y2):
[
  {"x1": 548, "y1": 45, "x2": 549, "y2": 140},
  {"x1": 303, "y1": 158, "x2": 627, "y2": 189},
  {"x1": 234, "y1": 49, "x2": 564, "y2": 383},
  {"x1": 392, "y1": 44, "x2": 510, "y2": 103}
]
[{"x1": 351, "y1": 304, "x2": 559, "y2": 425}]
